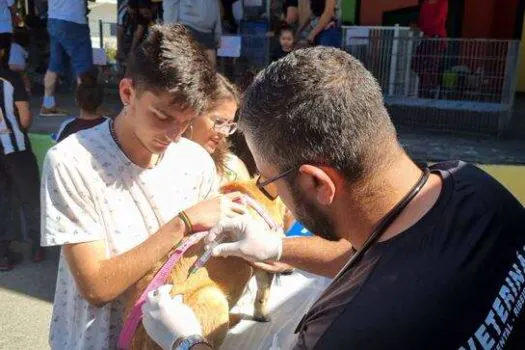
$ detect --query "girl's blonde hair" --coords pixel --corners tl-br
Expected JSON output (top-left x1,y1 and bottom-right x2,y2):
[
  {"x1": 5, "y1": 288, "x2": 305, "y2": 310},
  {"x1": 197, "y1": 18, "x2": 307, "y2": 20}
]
[{"x1": 186, "y1": 73, "x2": 240, "y2": 176}]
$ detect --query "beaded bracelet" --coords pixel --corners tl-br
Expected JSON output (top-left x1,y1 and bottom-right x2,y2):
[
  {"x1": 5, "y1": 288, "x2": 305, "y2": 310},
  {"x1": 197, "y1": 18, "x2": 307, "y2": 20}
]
[{"x1": 178, "y1": 210, "x2": 193, "y2": 234}]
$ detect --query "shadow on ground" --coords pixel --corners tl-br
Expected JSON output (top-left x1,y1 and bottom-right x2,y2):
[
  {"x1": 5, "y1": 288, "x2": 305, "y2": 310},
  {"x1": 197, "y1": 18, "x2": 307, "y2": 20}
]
[{"x1": 0, "y1": 243, "x2": 60, "y2": 303}]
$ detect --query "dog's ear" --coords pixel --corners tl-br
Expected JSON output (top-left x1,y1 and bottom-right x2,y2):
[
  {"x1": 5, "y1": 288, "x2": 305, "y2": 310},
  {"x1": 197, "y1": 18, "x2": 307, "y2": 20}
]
[{"x1": 220, "y1": 180, "x2": 287, "y2": 229}]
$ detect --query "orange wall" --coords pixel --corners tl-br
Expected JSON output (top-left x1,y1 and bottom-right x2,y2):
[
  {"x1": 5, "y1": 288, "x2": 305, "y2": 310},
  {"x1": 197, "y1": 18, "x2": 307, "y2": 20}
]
[
  {"x1": 462, "y1": 0, "x2": 517, "y2": 39},
  {"x1": 360, "y1": 0, "x2": 419, "y2": 25},
  {"x1": 462, "y1": 0, "x2": 495, "y2": 38},
  {"x1": 491, "y1": 0, "x2": 519, "y2": 38},
  {"x1": 358, "y1": 0, "x2": 519, "y2": 39}
]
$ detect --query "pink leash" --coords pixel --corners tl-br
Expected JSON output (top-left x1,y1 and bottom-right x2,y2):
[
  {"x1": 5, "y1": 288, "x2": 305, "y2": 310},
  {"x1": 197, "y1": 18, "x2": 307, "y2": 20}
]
[
  {"x1": 117, "y1": 230, "x2": 207, "y2": 349},
  {"x1": 118, "y1": 195, "x2": 280, "y2": 349}
]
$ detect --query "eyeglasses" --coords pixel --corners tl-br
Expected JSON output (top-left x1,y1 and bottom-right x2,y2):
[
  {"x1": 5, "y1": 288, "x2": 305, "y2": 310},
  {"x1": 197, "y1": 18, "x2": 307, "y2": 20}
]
[
  {"x1": 212, "y1": 118, "x2": 238, "y2": 135},
  {"x1": 256, "y1": 167, "x2": 297, "y2": 201}
]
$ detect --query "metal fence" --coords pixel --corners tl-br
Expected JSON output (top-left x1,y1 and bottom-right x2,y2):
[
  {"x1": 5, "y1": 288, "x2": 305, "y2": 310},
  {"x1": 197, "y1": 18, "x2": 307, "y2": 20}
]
[
  {"x1": 342, "y1": 26, "x2": 520, "y2": 135},
  {"x1": 89, "y1": 20, "x2": 117, "y2": 50},
  {"x1": 86, "y1": 21, "x2": 520, "y2": 135}
]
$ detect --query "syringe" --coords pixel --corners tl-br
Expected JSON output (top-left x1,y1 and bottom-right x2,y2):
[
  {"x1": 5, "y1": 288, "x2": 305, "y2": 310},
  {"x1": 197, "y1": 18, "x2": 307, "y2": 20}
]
[{"x1": 187, "y1": 235, "x2": 225, "y2": 276}]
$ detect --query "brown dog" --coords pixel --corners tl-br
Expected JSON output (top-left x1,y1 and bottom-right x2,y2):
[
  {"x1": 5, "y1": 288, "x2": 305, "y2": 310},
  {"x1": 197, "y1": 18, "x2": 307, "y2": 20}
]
[{"x1": 124, "y1": 180, "x2": 293, "y2": 349}]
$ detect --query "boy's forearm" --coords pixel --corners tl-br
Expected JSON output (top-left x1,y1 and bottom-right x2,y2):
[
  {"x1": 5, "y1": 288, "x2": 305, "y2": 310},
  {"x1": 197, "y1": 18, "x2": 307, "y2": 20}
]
[{"x1": 66, "y1": 217, "x2": 187, "y2": 306}]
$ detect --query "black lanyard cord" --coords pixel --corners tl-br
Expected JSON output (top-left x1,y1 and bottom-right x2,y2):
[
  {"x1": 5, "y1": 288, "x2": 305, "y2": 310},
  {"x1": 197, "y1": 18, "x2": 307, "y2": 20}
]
[
  {"x1": 333, "y1": 167, "x2": 431, "y2": 281},
  {"x1": 295, "y1": 167, "x2": 431, "y2": 334}
]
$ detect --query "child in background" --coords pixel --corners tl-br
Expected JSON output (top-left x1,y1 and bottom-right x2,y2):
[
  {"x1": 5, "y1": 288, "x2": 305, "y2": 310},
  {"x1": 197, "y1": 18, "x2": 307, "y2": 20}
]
[
  {"x1": 8, "y1": 27, "x2": 30, "y2": 94},
  {"x1": 55, "y1": 72, "x2": 106, "y2": 142},
  {"x1": 271, "y1": 24, "x2": 295, "y2": 62}
]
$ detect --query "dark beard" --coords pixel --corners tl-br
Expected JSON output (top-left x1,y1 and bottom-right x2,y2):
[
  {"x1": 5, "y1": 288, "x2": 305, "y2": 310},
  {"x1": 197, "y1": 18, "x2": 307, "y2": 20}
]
[{"x1": 290, "y1": 181, "x2": 338, "y2": 241}]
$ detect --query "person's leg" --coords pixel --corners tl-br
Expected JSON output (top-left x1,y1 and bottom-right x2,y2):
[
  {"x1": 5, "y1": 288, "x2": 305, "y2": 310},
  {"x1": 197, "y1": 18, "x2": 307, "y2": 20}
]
[
  {"x1": 43, "y1": 70, "x2": 58, "y2": 100},
  {"x1": 0, "y1": 155, "x2": 23, "y2": 271},
  {"x1": 162, "y1": 0, "x2": 177, "y2": 24},
  {"x1": 188, "y1": 28, "x2": 217, "y2": 67},
  {"x1": 130, "y1": 24, "x2": 146, "y2": 54},
  {"x1": 0, "y1": 33, "x2": 12, "y2": 68},
  {"x1": 4, "y1": 150, "x2": 43, "y2": 262},
  {"x1": 129, "y1": 1, "x2": 151, "y2": 54},
  {"x1": 0, "y1": 157, "x2": 11, "y2": 270},
  {"x1": 117, "y1": 0, "x2": 129, "y2": 63},
  {"x1": 60, "y1": 22, "x2": 94, "y2": 79},
  {"x1": 42, "y1": 19, "x2": 69, "y2": 116},
  {"x1": 221, "y1": 0, "x2": 238, "y2": 33}
]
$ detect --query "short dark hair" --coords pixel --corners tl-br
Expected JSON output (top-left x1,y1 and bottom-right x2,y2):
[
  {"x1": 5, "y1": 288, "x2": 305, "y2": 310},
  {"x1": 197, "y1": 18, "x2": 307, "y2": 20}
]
[
  {"x1": 240, "y1": 47, "x2": 398, "y2": 182},
  {"x1": 278, "y1": 24, "x2": 294, "y2": 37},
  {"x1": 76, "y1": 72, "x2": 103, "y2": 114},
  {"x1": 125, "y1": 24, "x2": 217, "y2": 113}
]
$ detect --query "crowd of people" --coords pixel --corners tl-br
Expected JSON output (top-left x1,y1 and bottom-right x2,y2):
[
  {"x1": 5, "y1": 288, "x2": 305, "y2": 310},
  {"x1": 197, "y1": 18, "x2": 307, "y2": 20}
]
[
  {"x1": 114, "y1": 0, "x2": 343, "y2": 67},
  {"x1": 1, "y1": 1, "x2": 525, "y2": 350}
]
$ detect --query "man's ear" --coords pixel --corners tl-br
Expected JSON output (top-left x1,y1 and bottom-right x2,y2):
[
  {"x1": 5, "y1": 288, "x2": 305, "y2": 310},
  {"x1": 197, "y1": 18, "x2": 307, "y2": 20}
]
[{"x1": 297, "y1": 165, "x2": 337, "y2": 206}]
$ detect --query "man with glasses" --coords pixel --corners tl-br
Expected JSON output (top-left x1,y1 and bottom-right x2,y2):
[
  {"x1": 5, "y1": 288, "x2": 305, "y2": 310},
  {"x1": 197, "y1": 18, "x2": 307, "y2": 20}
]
[{"x1": 142, "y1": 47, "x2": 525, "y2": 350}]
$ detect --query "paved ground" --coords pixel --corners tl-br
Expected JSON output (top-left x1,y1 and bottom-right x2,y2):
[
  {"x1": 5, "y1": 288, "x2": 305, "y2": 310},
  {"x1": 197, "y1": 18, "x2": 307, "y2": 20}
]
[
  {"x1": 0, "y1": 244, "x2": 59, "y2": 350},
  {"x1": 1, "y1": 88, "x2": 524, "y2": 350},
  {"x1": 0, "y1": 90, "x2": 121, "y2": 350}
]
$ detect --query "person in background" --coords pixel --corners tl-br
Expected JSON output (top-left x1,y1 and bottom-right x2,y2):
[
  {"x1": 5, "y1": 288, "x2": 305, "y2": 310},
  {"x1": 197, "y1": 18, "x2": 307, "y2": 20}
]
[
  {"x1": 297, "y1": 0, "x2": 341, "y2": 48},
  {"x1": 116, "y1": 0, "x2": 130, "y2": 66},
  {"x1": 220, "y1": 0, "x2": 238, "y2": 33},
  {"x1": 55, "y1": 72, "x2": 106, "y2": 143},
  {"x1": 184, "y1": 73, "x2": 249, "y2": 185},
  {"x1": 128, "y1": 0, "x2": 155, "y2": 56},
  {"x1": 271, "y1": 24, "x2": 295, "y2": 62},
  {"x1": 40, "y1": 0, "x2": 93, "y2": 117},
  {"x1": 8, "y1": 27, "x2": 30, "y2": 94},
  {"x1": 417, "y1": 0, "x2": 448, "y2": 38},
  {"x1": 0, "y1": 67, "x2": 43, "y2": 271},
  {"x1": 282, "y1": 0, "x2": 299, "y2": 27},
  {"x1": 163, "y1": 0, "x2": 222, "y2": 67},
  {"x1": 0, "y1": 0, "x2": 16, "y2": 68},
  {"x1": 411, "y1": 0, "x2": 448, "y2": 98}
]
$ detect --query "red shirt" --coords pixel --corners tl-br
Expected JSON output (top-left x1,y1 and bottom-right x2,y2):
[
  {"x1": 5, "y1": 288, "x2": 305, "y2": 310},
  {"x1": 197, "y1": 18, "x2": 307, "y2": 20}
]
[{"x1": 418, "y1": 0, "x2": 448, "y2": 37}]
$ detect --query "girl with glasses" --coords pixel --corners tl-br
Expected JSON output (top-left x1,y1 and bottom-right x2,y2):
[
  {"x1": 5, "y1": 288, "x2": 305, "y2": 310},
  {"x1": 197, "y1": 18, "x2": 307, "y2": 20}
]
[{"x1": 184, "y1": 73, "x2": 250, "y2": 185}]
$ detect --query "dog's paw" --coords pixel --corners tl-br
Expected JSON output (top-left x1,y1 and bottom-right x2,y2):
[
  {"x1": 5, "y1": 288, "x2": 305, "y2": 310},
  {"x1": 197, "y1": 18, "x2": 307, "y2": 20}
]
[{"x1": 253, "y1": 314, "x2": 271, "y2": 323}]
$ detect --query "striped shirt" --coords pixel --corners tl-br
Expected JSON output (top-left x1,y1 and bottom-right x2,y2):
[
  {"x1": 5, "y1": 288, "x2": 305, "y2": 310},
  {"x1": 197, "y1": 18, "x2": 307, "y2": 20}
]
[{"x1": 0, "y1": 69, "x2": 29, "y2": 155}]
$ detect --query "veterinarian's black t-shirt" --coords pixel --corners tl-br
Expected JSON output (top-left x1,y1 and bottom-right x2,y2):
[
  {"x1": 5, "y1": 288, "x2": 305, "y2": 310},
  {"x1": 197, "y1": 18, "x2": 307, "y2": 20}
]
[{"x1": 294, "y1": 161, "x2": 525, "y2": 350}]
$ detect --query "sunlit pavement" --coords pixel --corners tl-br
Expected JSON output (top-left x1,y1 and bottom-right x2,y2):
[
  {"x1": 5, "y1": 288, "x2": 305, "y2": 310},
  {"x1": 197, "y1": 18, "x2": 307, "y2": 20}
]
[{"x1": 0, "y1": 245, "x2": 59, "y2": 350}]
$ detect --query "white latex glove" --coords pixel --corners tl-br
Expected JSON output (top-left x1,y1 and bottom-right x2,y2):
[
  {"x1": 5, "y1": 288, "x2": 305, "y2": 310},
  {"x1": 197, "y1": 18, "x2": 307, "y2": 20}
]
[
  {"x1": 206, "y1": 215, "x2": 283, "y2": 262},
  {"x1": 142, "y1": 285, "x2": 203, "y2": 350}
]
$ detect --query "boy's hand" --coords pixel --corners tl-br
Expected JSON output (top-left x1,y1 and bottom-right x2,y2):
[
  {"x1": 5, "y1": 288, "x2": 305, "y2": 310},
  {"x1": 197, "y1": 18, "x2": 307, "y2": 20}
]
[{"x1": 184, "y1": 192, "x2": 247, "y2": 233}]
